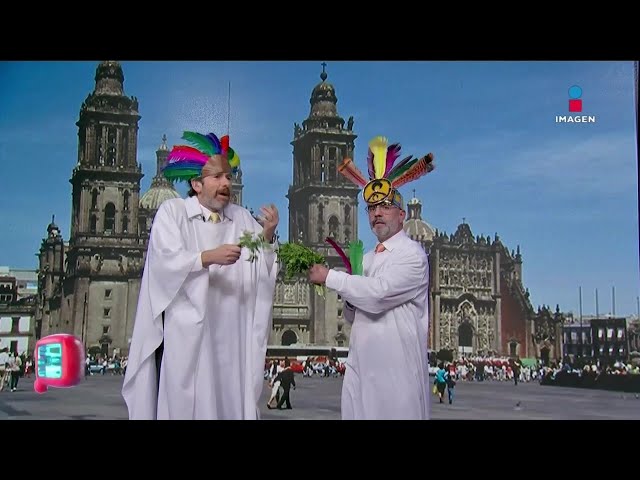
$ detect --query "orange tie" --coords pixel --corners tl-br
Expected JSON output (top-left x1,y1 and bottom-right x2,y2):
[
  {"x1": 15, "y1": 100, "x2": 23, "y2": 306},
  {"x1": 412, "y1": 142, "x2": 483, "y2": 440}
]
[{"x1": 375, "y1": 243, "x2": 386, "y2": 253}]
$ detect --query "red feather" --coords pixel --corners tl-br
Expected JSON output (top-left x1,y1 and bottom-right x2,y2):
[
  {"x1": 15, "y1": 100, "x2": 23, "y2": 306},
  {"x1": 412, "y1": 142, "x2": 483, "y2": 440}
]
[
  {"x1": 325, "y1": 237, "x2": 352, "y2": 274},
  {"x1": 220, "y1": 135, "x2": 230, "y2": 155}
]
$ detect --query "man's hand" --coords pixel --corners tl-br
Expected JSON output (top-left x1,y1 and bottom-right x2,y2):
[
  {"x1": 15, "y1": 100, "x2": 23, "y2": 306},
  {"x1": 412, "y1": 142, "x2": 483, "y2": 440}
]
[
  {"x1": 257, "y1": 204, "x2": 279, "y2": 242},
  {"x1": 202, "y1": 244, "x2": 242, "y2": 267},
  {"x1": 308, "y1": 264, "x2": 329, "y2": 285}
]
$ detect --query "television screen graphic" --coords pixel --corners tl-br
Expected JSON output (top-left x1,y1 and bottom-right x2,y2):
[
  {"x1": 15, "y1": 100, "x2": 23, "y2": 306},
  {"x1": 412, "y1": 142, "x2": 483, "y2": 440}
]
[
  {"x1": 37, "y1": 343, "x2": 63, "y2": 378},
  {"x1": 34, "y1": 334, "x2": 84, "y2": 393}
]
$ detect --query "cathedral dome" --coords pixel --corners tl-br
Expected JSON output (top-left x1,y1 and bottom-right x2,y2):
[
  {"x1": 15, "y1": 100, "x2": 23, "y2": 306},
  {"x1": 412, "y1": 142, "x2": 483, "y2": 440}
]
[
  {"x1": 140, "y1": 184, "x2": 181, "y2": 210},
  {"x1": 404, "y1": 218, "x2": 436, "y2": 241},
  {"x1": 402, "y1": 194, "x2": 436, "y2": 242},
  {"x1": 140, "y1": 134, "x2": 181, "y2": 210}
]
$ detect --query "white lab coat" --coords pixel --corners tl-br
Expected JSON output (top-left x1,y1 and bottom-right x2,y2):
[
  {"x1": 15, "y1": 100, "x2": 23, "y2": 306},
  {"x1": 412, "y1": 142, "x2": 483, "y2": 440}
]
[
  {"x1": 325, "y1": 229, "x2": 430, "y2": 420},
  {"x1": 122, "y1": 196, "x2": 279, "y2": 419}
]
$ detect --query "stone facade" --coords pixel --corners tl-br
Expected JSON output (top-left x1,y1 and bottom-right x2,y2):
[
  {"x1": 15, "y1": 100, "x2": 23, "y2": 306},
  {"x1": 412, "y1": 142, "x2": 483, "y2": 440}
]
[{"x1": 36, "y1": 61, "x2": 147, "y2": 357}]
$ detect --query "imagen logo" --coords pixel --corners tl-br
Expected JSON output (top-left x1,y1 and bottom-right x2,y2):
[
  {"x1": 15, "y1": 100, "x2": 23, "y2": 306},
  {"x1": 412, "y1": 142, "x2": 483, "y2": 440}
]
[
  {"x1": 555, "y1": 85, "x2": 596, "y2": 124},
  {"x1": 568, "y1": 85, "x2": 582, "y2": 112}
]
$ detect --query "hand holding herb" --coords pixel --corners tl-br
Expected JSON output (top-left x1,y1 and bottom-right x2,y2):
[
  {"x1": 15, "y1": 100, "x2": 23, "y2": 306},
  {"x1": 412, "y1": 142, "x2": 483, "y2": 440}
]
[{"x1": 237, "y1": 233, "x2": 327, "y2": 297}]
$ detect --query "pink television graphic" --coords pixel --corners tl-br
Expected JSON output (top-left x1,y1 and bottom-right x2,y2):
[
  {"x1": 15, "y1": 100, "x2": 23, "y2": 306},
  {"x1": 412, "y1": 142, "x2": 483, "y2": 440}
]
[{"x1": 34, "y1": 334, "x2": 85, "y2": 393}]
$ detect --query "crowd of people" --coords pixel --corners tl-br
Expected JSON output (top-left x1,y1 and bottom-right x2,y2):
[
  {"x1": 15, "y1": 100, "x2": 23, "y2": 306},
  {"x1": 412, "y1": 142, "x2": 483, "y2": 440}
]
[{"x1": 435, "y1": 355, "x2": 640, "y2": 386}]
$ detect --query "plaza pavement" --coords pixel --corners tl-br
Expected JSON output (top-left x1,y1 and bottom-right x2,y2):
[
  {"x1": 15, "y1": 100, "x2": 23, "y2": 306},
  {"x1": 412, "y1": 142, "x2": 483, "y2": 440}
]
[{"x1": 1, "y1": 374, "x2": 638, "y2": 420}]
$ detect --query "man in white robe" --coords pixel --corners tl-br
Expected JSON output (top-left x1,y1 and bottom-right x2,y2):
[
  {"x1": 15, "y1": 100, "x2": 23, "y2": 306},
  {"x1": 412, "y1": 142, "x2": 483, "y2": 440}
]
[
  {"x1": 122, "y1": 136, "x2": 280, "y2": 420},
  {"x1": 310, "y1": 200, "x2": 430, "y2": 420},
  {"x1": 309, "y1": 136, "x2": 435, "y2": 420}
]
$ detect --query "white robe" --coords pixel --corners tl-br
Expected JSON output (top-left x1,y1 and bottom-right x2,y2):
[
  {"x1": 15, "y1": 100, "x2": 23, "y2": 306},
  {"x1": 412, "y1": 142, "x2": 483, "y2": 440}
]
[
  {"x1": 325, "y1": 229, "x2": 430, "y2": 420},
  {"x1": 122, "y1": 196, "x2": 279, "y2": 420}
]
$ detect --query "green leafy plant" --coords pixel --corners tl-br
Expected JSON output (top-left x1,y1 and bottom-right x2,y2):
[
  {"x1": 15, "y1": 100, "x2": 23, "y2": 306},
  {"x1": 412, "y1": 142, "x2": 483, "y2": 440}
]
[
  {"x1": 276, "y1": 242, "x2": 326, "y2": 297},
  {"x1": 238, "y1": 231, "x2": 269, "y2": 262},
  {"x1": 237, "y1": 232, "x2": 327, "y2": 297}
]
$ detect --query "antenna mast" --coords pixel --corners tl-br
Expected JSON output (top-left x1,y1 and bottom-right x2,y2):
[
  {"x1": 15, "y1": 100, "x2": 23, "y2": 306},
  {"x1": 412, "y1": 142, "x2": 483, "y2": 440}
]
[{"x1": 227, "y1": 81, "x2": 231, "y2": 136}]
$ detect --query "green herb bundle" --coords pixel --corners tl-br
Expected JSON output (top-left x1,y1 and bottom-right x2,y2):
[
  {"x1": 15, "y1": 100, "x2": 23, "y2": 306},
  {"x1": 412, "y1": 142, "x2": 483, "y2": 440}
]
[
  {"x1": 276, "y1": 242, "x2": 327, "y2": 297},
  {"x1": 237, "y1": 232, "x2": 327, "y2": 297}
]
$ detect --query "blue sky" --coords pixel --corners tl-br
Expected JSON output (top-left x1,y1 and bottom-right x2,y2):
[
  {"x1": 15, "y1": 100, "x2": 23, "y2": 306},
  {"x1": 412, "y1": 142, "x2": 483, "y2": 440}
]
[{"x1": 0, "y1": 60, "x2": 638, "y2": 316}]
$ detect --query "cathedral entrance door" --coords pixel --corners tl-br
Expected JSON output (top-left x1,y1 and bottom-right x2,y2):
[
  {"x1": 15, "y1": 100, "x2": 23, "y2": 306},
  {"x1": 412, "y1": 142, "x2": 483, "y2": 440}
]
[
  {"x1": 458, "y1": 321, "x2": 473, "y2": 356},
  {"x1": 281, "y1": 330, "x2": 298, "y2": 346}
]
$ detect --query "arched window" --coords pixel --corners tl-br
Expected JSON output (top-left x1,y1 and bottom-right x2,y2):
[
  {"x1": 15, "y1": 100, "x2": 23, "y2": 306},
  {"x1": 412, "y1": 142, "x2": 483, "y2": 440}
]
[
  {"x1": 123, "y1": 191, "x2": 130, "y2": 211},
  {"x1": 327, "y1": 147, "x2": 337, "y2": 182},
  {"x1": 91, "y1": 189, "x2": 99, "y2": 210},
  {"x1": 328, "y1": 215, "x2": 339, "y2": 239},
  {"x1": 104, "y1": 203, "x2": 116, "y2": 233},
  {"x1": 90, "y1": 215, "x2": 97, "y2": 234},
  {"x1": 107, "y1": 128, "x2": 117, "y2": 166},
  {"x1": 122, "y1": 215, "x2": 129, "y2": 233}
]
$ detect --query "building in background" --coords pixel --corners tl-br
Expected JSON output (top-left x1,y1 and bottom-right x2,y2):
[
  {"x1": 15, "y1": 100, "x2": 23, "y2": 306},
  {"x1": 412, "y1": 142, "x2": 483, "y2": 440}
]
[{"x1": 0, "y1": 266, "x2": 37, "y2": 354}]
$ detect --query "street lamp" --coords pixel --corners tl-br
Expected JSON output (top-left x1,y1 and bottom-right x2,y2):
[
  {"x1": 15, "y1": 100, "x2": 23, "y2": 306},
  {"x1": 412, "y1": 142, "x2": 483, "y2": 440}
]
[
  {"x1": 579, "y1": 286, "x2": 583, "y2": 359},
  {"x1": 81, "y1": 293, "x2": 88, "y2": 353}
]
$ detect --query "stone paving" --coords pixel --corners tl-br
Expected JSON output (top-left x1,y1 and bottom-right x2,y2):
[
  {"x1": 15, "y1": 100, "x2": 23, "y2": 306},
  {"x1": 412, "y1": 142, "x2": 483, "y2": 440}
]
[{"x1": 1, "y1": 374, "x2": 638, "y2": 420}]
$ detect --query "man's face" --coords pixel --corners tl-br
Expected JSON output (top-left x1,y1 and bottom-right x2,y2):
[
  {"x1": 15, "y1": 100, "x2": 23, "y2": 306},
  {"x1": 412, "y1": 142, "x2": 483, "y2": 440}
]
[
  {"x1": 368, "y1": 202, "x2": 405, "y2": 242},
  {"x1": 191, "y1": 155, "x2": 233, "y2": 211}
]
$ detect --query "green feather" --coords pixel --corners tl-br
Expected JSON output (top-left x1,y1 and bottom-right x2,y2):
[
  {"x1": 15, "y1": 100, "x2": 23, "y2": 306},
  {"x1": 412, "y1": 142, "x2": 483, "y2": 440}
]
[
  {"x1": 181, "y1": 131, "x2": 216, "y2": 156},
  {"x1": 348, "y1": 240, "x2": 364, "y2": 276},
  {"x1": 387, "y1": 157, "x2": 419, "y2": 182},
  {"x1": 163, "y1": 167, "x2": 200, "y2": 181}
]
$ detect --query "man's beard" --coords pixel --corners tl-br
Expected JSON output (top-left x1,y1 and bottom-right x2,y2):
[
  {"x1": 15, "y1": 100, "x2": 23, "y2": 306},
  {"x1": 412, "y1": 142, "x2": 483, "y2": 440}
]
[{"x1": 204, "y1": 191, "x2": 229, "y2": 211}]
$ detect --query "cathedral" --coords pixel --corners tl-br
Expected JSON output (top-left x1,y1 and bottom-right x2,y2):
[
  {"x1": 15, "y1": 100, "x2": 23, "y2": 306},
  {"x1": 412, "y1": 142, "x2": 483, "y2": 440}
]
[
  {"x1": 35, "y1": 61, "x2": 558, "y2": 360},
  {"x1": 402, "y1": 197, "x2": 545, "y2": 358}
]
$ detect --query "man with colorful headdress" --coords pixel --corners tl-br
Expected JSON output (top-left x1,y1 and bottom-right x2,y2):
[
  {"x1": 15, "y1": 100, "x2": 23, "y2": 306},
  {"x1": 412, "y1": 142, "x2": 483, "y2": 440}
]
[
  {"x1": 309, "y1": 136, "x2": 435, "y2": 420},
  {"x1": 122, "y1": 131, "x2": 280, "y2": 420}
]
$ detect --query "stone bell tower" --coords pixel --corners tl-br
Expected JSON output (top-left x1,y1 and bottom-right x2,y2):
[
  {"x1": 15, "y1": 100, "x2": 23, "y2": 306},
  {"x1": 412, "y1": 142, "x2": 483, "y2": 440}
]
[
  {"x1": 58, "y1": 61, "x2": 147, "y2": 356},
  {"x1": 281, "y1": 63, "x2": 360, "y2": 346}
]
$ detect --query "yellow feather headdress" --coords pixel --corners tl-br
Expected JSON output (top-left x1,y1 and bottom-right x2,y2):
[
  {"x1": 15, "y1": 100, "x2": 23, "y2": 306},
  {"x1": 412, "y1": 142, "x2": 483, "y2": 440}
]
[{"x1": 337, "y1": 136, "x2": 435, "y2": 208}]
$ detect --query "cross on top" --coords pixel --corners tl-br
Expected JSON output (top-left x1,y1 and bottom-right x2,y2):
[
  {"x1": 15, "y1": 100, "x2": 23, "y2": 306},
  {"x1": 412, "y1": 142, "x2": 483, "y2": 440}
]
[
  {"x1": 412, "y1": 188, "x2": 416, "y2": 198},
  {"x1": 321, "y1": 62, "x2": 327, "y2": 73}
]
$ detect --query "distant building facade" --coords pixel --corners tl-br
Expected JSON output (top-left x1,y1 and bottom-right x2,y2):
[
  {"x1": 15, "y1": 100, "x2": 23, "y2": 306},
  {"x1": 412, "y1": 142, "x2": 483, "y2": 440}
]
[
  {"x1": 0, "y1": 266, "x2": 37, "y2": 354},
  {"x1": 401, "y1": 198, "x2": 543, "y2": 358}
]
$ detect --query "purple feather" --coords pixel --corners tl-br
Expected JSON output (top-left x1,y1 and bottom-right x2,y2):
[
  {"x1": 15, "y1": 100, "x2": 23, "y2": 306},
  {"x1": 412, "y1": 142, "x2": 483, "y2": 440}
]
[
  {"x1": 366, "y1": 148, "x2": 375, "y2": 180},
  {"x1": 383, "y1": 143, "x2": 401, "y2": 177},
  {"x1": 206, "y1": 133, "x2": 222, "y2": 153}
]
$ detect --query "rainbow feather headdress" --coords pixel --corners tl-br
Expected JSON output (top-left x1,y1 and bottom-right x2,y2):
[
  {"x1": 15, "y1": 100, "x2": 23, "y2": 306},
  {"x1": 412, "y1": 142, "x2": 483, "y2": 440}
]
[
  {"x1": 337, "y1": 136, "x2": 435, "y2": 208},
  {"x1": 162, "y1": 131, "x2": 241, "y2": 182}
]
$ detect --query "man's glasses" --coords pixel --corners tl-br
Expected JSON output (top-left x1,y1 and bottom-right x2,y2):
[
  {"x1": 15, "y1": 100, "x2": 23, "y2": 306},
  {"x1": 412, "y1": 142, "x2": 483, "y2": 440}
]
[{"x1": 366, "y1": 203, "x2": 398, "y2": 214}]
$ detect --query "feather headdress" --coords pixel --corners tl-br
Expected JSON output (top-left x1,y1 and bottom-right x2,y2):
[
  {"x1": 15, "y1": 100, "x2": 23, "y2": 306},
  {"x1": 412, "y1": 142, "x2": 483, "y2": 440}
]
[
  {"x1": 337, "y1": 136, "x2": 435, "y2": 208},
  {"x1": 162, "y1": 131, "x2": 241, "y2": 182}
]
